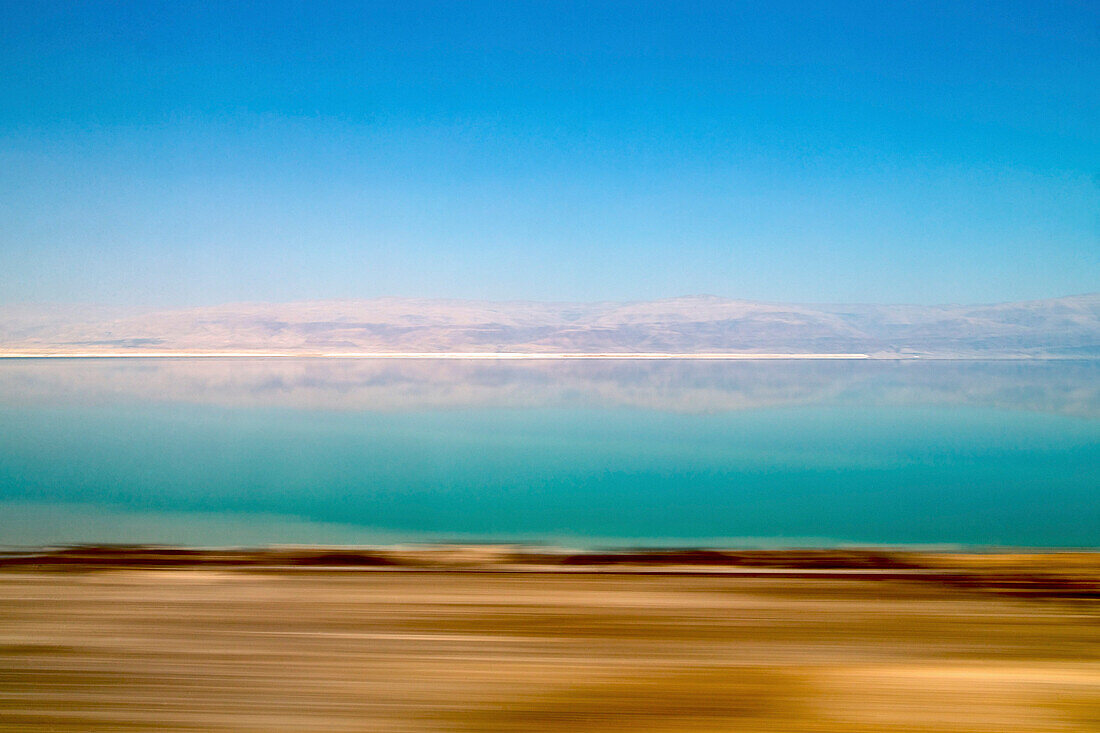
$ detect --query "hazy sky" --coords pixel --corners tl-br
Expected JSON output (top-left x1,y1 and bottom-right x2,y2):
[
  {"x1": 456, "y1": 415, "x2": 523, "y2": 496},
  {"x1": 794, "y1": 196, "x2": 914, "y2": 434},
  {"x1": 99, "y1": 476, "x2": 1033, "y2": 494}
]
[{"x1": 2, "y1": 1, "x2": 1097, "y2": 306}]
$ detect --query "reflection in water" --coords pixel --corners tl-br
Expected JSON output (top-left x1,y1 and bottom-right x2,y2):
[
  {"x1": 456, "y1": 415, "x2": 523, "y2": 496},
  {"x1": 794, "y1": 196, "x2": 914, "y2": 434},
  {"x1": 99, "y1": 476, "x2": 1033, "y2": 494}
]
[
  {"x1": 0, "y1": 358, "x2": 1098, "y2": 416},
  {"x1": 0, "y1": 358, "x2": 1097, "y2": 548}
]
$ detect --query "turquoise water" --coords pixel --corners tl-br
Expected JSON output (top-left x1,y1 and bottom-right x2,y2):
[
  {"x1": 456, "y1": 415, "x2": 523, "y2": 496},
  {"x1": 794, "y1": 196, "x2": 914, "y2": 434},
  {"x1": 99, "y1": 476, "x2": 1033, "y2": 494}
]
[{"x1": 0, "y1": 359, "x2": 1097, "y2": 547}]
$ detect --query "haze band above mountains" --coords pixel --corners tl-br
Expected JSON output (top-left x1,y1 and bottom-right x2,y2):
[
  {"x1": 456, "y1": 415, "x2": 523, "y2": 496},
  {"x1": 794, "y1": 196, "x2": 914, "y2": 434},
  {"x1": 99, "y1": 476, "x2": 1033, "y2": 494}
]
[{"x1": 1, "y1": 294, "x2": 1097, "y2": 359}]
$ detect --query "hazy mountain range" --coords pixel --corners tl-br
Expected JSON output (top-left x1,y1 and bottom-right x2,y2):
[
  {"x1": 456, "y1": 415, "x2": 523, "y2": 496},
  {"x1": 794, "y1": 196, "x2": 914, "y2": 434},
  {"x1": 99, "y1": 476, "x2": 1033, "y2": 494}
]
[{"x1": 1, "y1": 294, "x2": 1097, "y2": 358}]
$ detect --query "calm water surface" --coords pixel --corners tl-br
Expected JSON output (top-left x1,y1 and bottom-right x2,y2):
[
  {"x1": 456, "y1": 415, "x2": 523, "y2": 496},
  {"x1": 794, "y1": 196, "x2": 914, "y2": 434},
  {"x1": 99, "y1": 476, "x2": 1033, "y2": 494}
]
[{"x1": 0, "y1": 358, "x2": 1096, "y2": 547}]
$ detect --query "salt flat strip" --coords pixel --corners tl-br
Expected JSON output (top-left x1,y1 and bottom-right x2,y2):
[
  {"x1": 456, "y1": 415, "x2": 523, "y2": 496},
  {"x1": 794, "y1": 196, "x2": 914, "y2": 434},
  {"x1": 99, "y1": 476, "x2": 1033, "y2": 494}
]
[{"x1": 0, "y1": 351, "x2": 871, "y2": 359}]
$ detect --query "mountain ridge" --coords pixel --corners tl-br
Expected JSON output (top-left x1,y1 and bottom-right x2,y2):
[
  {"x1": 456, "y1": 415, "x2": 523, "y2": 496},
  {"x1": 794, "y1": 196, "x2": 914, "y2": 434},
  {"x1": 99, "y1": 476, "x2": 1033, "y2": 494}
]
[{"x1": 1, "y1": 294, "x2": 1097, "y2": 358}]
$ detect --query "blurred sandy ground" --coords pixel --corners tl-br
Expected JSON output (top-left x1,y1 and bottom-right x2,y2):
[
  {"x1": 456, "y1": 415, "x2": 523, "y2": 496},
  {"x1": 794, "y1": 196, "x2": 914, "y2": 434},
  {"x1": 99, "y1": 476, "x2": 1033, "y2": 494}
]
[{"x1": 1, "y1": 565, "x2": 1098, "y2": 732}]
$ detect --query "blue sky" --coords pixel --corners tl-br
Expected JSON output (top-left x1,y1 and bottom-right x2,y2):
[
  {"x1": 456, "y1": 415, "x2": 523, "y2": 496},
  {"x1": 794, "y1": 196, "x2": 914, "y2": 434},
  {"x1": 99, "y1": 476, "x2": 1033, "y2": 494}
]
[{"x1": 1, "y1": 0, "x2": 1097, "y2": 306}]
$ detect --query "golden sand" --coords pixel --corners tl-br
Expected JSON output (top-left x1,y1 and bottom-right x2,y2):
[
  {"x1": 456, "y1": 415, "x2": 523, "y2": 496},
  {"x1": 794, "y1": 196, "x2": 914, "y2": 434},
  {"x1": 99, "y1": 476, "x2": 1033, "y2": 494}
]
[{"x1": 0, "y1": 548, "x2": 1097, "y2": 732}]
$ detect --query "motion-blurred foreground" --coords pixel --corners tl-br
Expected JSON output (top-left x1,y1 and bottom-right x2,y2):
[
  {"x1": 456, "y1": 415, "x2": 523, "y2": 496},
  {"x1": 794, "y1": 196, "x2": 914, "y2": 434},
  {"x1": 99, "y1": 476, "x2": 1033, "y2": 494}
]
[{"x1": 1, "y1": 548, "x2": 1098, "y2": 732}]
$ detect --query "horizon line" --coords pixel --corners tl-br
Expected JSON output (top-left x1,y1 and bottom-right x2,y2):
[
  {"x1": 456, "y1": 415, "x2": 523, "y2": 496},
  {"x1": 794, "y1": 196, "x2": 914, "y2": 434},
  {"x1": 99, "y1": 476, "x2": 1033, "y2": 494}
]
[{"x1": 0, "y1": 351, "x2": 874, "y2": 360}]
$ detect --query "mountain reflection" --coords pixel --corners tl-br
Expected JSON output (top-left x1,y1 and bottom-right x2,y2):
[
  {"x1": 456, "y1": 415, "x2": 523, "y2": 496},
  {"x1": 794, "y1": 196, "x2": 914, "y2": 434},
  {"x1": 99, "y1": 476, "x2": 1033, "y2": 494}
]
[{"x1": 0, "y1": 358, "x2": 1097, "y2": 417}]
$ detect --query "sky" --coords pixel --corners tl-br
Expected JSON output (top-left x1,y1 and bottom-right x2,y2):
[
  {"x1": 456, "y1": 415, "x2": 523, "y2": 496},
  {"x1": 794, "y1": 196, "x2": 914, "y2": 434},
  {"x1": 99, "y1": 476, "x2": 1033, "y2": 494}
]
[{"x1": 1, "y1": 0, "x2": 1097, "y2": 307}]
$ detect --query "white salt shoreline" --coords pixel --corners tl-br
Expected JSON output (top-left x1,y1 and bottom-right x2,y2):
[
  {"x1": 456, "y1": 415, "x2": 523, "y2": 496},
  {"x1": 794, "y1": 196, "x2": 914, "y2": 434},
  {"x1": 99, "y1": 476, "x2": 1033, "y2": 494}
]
[{"x1": 0, "y1": 351, "x2": 872, "y2": 359}]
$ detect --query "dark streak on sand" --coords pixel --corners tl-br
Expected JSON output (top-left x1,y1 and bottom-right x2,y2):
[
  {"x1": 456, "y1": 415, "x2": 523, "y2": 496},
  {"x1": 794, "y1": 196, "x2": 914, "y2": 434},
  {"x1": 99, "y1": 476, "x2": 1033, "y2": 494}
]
[{"x1": 2, "y1": 545, "x2": 1099, "y2": 599}]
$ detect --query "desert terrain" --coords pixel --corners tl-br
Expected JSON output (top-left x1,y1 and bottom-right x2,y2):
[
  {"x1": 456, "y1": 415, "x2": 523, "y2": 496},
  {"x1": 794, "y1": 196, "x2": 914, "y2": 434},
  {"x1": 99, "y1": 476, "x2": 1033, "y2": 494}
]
[{"x1": 0, "y1": 548, "x2": 1097, "y2": 732}]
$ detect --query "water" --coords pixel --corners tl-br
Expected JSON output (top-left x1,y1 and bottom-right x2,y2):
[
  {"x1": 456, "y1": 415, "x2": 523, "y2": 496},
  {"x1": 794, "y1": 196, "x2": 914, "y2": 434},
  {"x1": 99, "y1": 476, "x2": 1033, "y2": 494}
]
[{"x1": 0, "y1": 358, "x2": 1097, "y2": 548}]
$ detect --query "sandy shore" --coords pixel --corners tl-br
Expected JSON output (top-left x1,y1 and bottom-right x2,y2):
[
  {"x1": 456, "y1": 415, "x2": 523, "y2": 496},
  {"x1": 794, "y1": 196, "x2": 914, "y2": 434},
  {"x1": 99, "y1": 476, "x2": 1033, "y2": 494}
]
[{"x1": 0, "y1": 548, "x2": 1097, "y2": 731}]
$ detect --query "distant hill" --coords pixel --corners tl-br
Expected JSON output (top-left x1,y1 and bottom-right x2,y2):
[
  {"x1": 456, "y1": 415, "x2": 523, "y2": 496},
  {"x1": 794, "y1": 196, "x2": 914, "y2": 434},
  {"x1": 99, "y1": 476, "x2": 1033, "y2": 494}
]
[{"x1": 1, "y1": 294, "x2": 1098, "y2": 358}]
